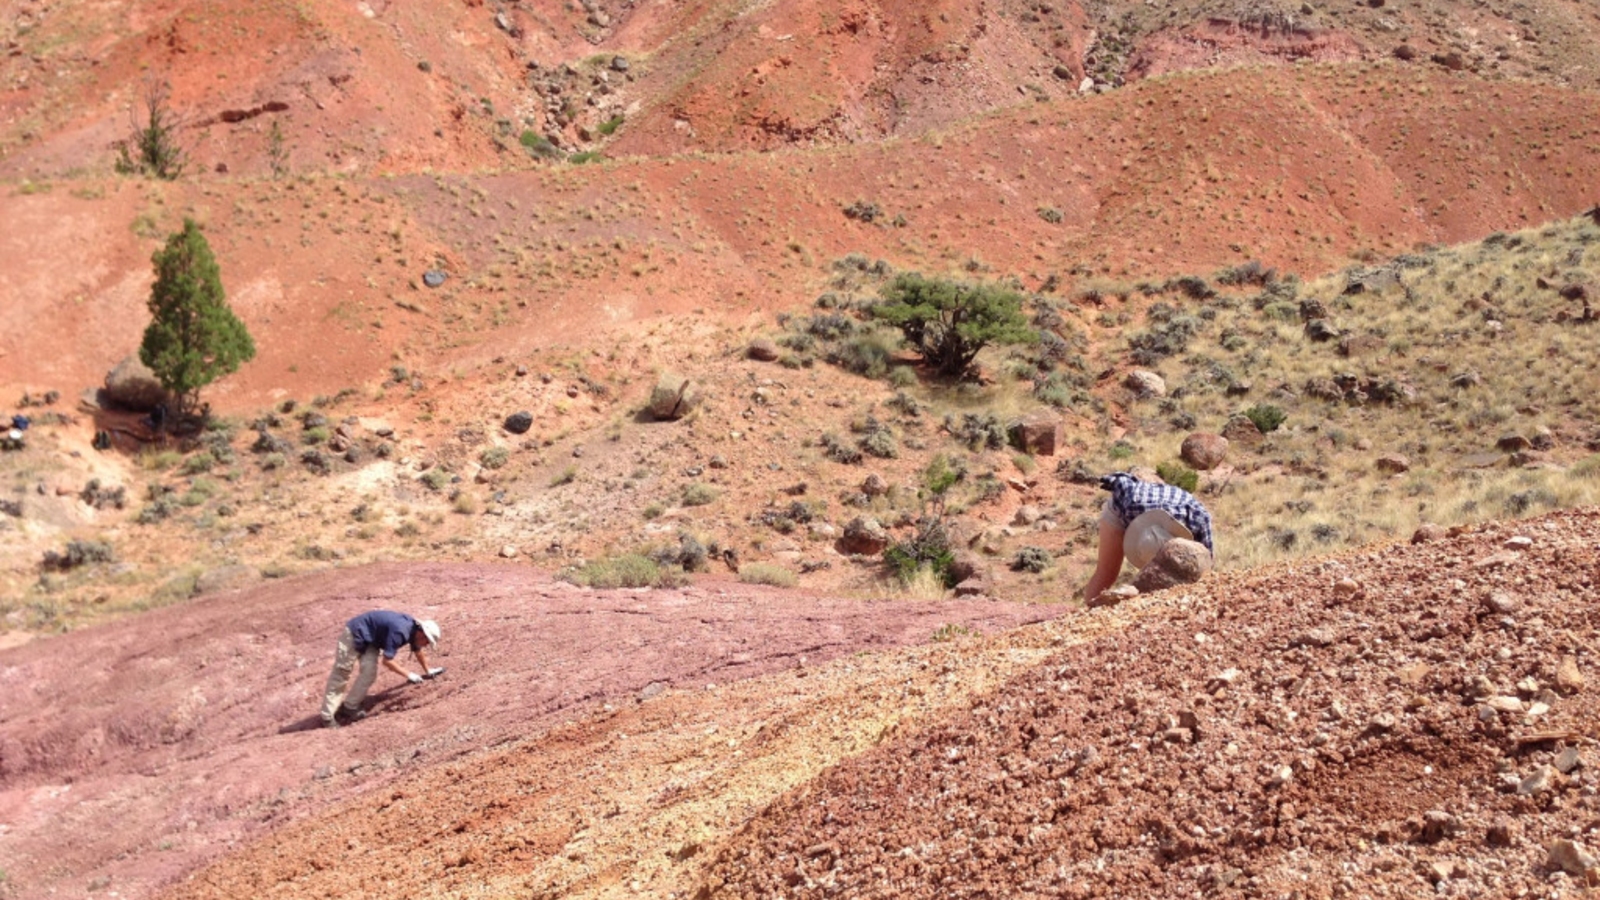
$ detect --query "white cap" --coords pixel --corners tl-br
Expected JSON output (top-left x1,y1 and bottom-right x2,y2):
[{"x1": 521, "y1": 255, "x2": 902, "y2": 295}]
[
  {"x1": 1122, "y1": 509, "x2": 1194, "y2": 569},
  {"x1": 417, "y1": 619, "x2": 441, "y2": 648}
]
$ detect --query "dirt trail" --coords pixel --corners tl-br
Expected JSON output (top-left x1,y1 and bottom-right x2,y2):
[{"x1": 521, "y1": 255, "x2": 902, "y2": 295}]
[{"x1": 0, "y1": 563, "x2": 1056, "y2": 900}]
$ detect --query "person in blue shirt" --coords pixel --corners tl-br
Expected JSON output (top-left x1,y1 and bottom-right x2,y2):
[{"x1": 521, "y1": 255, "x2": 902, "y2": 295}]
[
  {"x1": 320, "y1": 610, "x2": 444, "y2": 728},
  {"x1": 1082, "y1": 472, "x2": 1214, "y2": 603}
]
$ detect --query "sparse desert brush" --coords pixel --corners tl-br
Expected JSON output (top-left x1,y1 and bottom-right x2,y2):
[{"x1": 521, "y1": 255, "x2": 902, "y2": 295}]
[
  {"x1": 738, "y1": 562, "x2": 797, "y2": 587},
  {"x1": 564, "y1": 554, "x2": 687, "y2": 589},
  {"x1": 681, "y1": 482, "x2": 718, "y2": 506},
  {"x1": 480, "y1": 446, "x2": 510, "y2": 470}
]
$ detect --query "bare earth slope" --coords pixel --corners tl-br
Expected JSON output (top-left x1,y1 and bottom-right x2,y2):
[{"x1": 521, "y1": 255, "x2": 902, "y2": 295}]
[
  {"x1": 0, "y1": 563, "x2": 1055, "y2": 900},
  {"x1": 706, "y1": 510, "x2": 1600, "y2": 899},
  {"x1": 4, "y1": 65, "x2": 1598, "y2": 407}
]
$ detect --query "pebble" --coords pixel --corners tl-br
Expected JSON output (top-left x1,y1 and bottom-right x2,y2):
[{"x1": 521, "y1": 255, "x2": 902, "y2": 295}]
[
  {"x1": 1505, "y1": 535, "x2": 1534, "y2": 550},
  {"x1": 1484, "y1": 592, "x2": 1519, "y2": 614},
  {"x1": 1267, "y1": 765, "x2": 1294, "y2": 789},
  {"x1": 1487, "y1": 695, "x2": 1525, "y2": 713},
  {"x1": 1555, "y1": 747, "x2": 1583, "y2": 774},
  {"x1": 500, "y1": 545, "x2": 519, "y2": 559},
  {"x1": 1556, "y1": 655, "x2": 1585, "y2": 694},
  {"x1": 1549, "y1": 839, "x2": 1598, "y2": 877},
  {"x1": 1518, "y1": 765, "x2": 1557, "y2": 795},
  {"x1": 1333, "y1": 578, "x2": 1363, "y2": 599}
]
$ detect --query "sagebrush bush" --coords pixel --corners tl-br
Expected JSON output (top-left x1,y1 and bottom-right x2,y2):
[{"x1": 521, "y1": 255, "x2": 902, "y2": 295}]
[
  {"x1": 739, "y1": 563, "x2": 797, "y2": 587},
  {"x1": 480, "y1": 446, "x2": 510, "y2": 469},
  {"x1": 564, "y1": 554, "x2": 687, "y2": 589},
  {"x1": 681, "y1": 482, "x2": 719, "y2": 506}
]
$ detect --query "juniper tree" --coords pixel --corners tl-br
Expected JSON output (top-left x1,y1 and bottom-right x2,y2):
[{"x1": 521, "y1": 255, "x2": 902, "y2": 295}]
[
  {"x1": 139, "y1": 219, "x2": 255, "y2": 416},
  {"x1": 871, "y1": 272, "x2": 1036, "y2": 378}
]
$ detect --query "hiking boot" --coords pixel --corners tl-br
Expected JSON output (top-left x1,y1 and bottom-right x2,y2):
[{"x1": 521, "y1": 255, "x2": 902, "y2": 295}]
[
  {"x1": 322, "y1": 716, "x2": 340, "y2": 729},
  {"x1": 334, "y1": 708, "x2": 367, "y2": 725}
]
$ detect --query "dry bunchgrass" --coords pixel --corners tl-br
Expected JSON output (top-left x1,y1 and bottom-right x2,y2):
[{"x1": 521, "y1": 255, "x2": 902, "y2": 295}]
[{"x1": 1104, "y1": 212, "x2": 1600, "y2": 572}]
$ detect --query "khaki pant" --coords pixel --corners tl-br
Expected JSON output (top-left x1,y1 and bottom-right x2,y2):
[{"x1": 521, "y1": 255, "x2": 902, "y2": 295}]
[{"x1": 321, "y1": 627, "x2": 379, "y2": 723}]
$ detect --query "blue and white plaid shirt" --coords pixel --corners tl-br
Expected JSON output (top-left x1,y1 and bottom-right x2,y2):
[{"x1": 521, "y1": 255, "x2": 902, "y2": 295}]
[{"x1": 1100, "y1": 472, "x2": 1214, "y2": 553}]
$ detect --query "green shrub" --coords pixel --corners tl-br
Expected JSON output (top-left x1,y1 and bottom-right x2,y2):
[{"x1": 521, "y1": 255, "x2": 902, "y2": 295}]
[
  {"x1": 550, "y1": 466, "x2": 578, "y2": 487},
  {"x1": 568, "y1": 151, "x2": 603, "y2": 164},
  {"x1": 1037, "y1": 206, "x2": 1064, "y2": 224},
  {"x1": 739, "y1": 563, "x2": 797, "y2": 587},
  {"x1": 302, "y1": 426, "x2": 329, "y2": 445},
  {"x1": 597, "y1": 114, "x2": 624, "y2": 136},
  {"x1": 420, "y1": 468, "x2": 451, "y2": 491},
  {"x1": 871, "y1": 273, "x2": 1037, "y2": 378},
  {"x1": 642, "y1": 503, "x2": 665, "y2": 520},
  {"x1": 1156, "y1": 460, "x2": 1199, "y2": 493},
  {"x1": 1244, "y1": 404, "x2": 1287, "y2": 434},
  {"x1": 883, "y1": 516, "x2": 957, "y2": 587},
  {"x1": 565, "y1": 554, "x2": 687, "y2": 589},
  {"x1": 888, "y1": 366, "x2": 918, "y2": 388},
  {"x1": 181, "y1": 453, "x2": 213, "y2": 475}
]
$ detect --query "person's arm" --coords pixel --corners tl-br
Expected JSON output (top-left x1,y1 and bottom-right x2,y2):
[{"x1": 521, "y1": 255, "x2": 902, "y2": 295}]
[
  {"x1": 1082, "y1": 517, "x2": 1127, "y2": 603},
  {"x1": 382, "y1": 655, "x2": 420, "y2": 682}
]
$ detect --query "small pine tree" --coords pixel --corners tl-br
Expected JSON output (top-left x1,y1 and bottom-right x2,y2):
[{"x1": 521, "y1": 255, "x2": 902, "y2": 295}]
[
  {"x1": 140, "y1": 219, "x2": 256, "y2": 416},
  {"x1": 871, "y1": 272, "x2": 1037, "y2": 378},
  {"x1": 115, "y1": 79, "x2": 187, "y2": 180}
]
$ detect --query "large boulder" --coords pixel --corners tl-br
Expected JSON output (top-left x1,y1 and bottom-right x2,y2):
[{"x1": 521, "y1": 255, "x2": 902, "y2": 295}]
[
  {"x1": 746, "y1": 338, "x2": 780, "y2": 362},
  {"x1": 504, "y1": 411, "x2": 534, "y2": 435},
  {"x1": 1132, "y1": 539, "x2": 1213, "y2": 593},
  {"x1": 649, "y1": 373, "x2": 703, "y2": 421},
  {"x1": 1124, "y1": 369, "x2": 1166, "y2": 399},
  {"x1": 1221, "y1": 415, "x2": 1264, "y2": 448},
  {"x1": 838, "y1": 517, "x2": 890, "y2": 556},
  {"x1": 103, "y1": 356, "x2": 169, "y2": 412},
  {"x1": 1008, "y1": 410, "x2": 1061, "y2": 456},
  {"x1": 1179, "y1": 433, "x2": 1229, "y2": 471}
]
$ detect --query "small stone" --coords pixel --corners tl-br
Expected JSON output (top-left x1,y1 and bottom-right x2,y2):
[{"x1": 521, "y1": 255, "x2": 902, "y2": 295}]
[
  {"x1": 500, "y1": 545, "x2": 519, "y2": 559},
  {"x1": 1504, "y1": 535, "x2": 1533, "y2": 550},
  {"x1": 1550, "y1": 746, "x2": 1584, "y2": 775},
  {"x1": 1087, "y1": 584, "x2": 1138, "y2": 609},
  {"x1": 1291, "y1": 628, "x2": 1336, "y2": 648},
  {"x1": 1487, "y1": 695, "x2": 1525, "y2": 713},
  {"x1": 1486, "y1": 818, "x2": 1517, "y2": 847},
  {"x1": 1422, "y1": 860, "x2": 1456, "y2": 884},
  {"x1": 1517, "y1": 765, "x2": 1556, "y2": 795},
  {"x1": 1421, "y1": 810, "x2": 1459, "y2": 843},
  {"x1": 1484, "y1": 592, "x2": 1518, "y2": 614},
  {"x1": 1365, "y1": 712, "x2": 1397, "y2": 734},
  {"x1": 422, "y1": 269, "x2": 448, "y2": 288},
  {"x1": 1410, "y1": 522, "x2": 1446, "y2": 543},
  {"x1": 1267, "y1": 765, "x2": 1294, "y2": 789},
  {"x1": 1556, "y1": 656, "x2": 1585, "y2": 695},
  {"x1": 1333, "y1": 577, "x2": 1363, "y2": 599},
  {"x1": 1549, "y1": 839, "x2": 1598, "y2": 877}
]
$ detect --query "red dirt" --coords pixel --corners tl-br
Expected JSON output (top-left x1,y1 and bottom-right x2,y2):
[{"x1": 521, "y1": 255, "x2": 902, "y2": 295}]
[
  {"x1": 704, "y1": 511, "x2": 1600, "y2": 899},
  {"x1": 0, "y1": 562, "x2": 1054, "y2": 900}
]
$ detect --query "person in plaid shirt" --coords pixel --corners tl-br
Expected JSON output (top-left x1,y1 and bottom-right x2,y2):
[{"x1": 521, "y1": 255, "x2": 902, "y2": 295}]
[{"x1": 1082, "y1": 471, "x2": 1214, "y2": 602}]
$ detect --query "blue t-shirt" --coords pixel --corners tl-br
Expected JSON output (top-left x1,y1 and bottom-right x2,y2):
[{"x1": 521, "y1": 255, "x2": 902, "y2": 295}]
[{"x1": 346, "y1": 610, "x2": 418, "y2": 659}]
